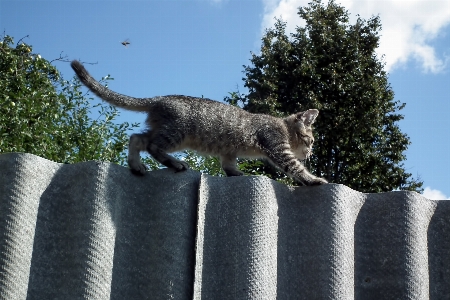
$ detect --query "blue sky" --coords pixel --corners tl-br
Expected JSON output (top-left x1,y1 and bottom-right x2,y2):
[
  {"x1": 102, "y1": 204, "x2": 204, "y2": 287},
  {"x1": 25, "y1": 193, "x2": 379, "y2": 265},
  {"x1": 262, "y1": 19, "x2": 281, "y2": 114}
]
[{"x1": 1, "y1": 0, "x2": 449, "y2": 198}]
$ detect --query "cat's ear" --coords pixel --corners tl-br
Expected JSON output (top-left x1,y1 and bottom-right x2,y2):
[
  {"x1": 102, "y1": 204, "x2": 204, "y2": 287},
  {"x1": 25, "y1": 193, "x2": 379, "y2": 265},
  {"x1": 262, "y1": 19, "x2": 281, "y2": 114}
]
[{"x1": 297, "y1": 109, "x2": 319, "y2": 127}]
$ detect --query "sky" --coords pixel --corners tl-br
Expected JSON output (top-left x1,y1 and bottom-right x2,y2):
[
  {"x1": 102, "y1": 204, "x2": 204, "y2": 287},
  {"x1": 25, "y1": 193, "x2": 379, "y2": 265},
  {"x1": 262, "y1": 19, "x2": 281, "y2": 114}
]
[{"x1": 1, "y1": 0, "x2": 449, "y2": 199}]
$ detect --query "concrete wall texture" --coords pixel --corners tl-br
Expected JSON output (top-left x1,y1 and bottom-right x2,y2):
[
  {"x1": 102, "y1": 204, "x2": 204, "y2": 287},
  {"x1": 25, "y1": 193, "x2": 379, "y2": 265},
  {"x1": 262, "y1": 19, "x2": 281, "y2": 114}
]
[{"x1": 0, "y1": 153, "x2": 449, "y2": 299}]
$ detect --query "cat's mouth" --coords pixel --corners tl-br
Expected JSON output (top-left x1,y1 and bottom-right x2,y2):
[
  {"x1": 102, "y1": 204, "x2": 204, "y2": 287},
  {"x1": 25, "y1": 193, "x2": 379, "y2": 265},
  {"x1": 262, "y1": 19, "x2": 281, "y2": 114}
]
[
  {"x1": 303, "y1": 149, "x2": 312, "y2": 160},
  {"x1": 300, "y1": 151, "x2": 312, "y2": 163}
]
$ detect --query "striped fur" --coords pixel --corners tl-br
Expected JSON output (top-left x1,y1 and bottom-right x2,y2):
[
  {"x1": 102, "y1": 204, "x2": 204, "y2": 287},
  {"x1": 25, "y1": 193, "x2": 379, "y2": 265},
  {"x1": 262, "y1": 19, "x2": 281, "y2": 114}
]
[{"x1": 71, "y1": 60, "x2": 327, "y2": 186}]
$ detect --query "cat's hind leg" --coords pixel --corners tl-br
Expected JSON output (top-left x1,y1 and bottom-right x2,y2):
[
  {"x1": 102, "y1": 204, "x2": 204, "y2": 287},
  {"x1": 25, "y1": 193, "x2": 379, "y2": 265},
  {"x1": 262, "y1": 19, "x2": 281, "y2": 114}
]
[
  {"x1": 220, "y1": 155, "x2": 244, "y2": 176},
  {"x1": 128, "y1": 133, "x2": 149, "y2": 175},
  {"x1": 146, "y1": 132, "x2": 190, "y2": 172}
]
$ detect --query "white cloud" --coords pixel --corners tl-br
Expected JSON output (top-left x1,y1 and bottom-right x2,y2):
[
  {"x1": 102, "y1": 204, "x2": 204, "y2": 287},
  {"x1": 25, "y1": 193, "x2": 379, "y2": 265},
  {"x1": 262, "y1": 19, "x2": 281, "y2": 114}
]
[
  {"x1": 260, "y1": 0, "x2": 450, "y2": 73},
  {"x1": 261, "y1": 0, "x2": 308, "y2": 35},
  {"x1": 423, "y1": 187, "x2": 450, "y2": 200}
]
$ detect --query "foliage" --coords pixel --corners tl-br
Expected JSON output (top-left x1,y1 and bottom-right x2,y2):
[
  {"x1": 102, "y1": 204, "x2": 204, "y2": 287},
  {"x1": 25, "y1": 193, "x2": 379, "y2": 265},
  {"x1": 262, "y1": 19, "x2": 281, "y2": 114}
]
[
  {"x1": 183, "y1": 150, "x2": 224, "y2": 176},
  {"x1": 0, "y1": 34, "x2": 140, "y2": 165},
  {"x1": 234, "y1": 0, "x2": 422, "y2": 192}
]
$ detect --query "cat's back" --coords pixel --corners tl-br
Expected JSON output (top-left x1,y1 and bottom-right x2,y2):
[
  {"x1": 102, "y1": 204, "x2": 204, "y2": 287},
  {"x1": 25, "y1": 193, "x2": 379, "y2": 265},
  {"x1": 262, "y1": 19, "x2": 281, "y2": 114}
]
[
  {"x1": 151, "y1": 95, "x2": 250, "y2": 121},
  {"x1": 165, "y1": 95, "x2": 240, "y2": 110},
  {"x1": 156, "y1": 95, "x2": 284, "y2": 130}
]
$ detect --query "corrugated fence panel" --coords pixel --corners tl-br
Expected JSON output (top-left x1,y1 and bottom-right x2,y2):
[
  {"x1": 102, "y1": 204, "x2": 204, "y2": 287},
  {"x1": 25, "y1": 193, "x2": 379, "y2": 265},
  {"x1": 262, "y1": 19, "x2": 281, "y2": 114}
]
[
  {"x1": 428, "y1": 200, "x2": 450, "y2": 298},
  {"x1": 194, "y1": 175, "x2": 366, "y2": 299},
  {"x1": 0, "y1": 153, "x2": 449, "y2": 299},
  {"x1": 0, "y1": 153, "x2": 199, "y2": 300},
  {"x1": 0, "y1": 154, "x2": 59, "y2": 299},
  {"x1": 195, "y1": 175, "x2": 280, "y2": 299},
  {"x1": 354, "y1": 192, "x2": 439, "y2": 299}
]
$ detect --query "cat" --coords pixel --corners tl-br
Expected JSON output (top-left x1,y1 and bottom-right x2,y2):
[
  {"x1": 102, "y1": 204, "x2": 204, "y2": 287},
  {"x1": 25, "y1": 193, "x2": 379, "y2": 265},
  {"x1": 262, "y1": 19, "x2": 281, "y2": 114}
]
[{"x1": 71, "y1": 60, "x2": 328, "y2": 186}]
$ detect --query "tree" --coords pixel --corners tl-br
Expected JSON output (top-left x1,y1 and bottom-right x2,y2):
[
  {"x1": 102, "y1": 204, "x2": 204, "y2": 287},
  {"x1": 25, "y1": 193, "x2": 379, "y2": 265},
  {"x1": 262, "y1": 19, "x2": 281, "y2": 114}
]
[
  {"x1": 0, "y1": 34, "x2": 149, "y2": 166},
  {"x1": 236, "y1": 0, "x2": 422, "y2": 192}
]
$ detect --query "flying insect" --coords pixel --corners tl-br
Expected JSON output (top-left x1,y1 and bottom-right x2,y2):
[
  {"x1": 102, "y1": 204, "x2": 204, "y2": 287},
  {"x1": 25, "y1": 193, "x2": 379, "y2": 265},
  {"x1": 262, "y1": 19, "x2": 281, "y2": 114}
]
[{"x1": 121, "y1": 39, "x2": 130, "y2": 47}]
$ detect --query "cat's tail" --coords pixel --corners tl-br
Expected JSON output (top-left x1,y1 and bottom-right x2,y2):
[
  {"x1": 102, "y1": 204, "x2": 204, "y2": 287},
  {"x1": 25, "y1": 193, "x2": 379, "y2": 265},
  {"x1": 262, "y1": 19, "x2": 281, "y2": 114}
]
[{"x1": 71, "y1": 60, "x2": 152, "y2": 112}]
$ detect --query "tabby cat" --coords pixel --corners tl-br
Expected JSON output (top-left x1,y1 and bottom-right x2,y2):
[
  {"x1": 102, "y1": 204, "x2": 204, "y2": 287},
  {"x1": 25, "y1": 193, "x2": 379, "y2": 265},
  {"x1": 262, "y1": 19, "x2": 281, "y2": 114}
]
[{"x1": 71, "y1": 60, "x2": 327, "y2": 186}]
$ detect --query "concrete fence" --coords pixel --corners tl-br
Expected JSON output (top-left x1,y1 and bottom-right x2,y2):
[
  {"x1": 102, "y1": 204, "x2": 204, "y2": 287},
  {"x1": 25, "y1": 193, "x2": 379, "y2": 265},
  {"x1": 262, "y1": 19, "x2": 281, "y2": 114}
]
[{"x1": 0, "y1": 153, "x2": 448, "y2": 299}]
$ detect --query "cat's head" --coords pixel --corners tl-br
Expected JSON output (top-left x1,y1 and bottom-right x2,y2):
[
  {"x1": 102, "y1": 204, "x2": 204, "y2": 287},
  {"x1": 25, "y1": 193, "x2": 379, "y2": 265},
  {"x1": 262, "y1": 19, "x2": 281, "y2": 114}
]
[{"x1": 288, "y1": 109, "x2": 319, "y2": 160}]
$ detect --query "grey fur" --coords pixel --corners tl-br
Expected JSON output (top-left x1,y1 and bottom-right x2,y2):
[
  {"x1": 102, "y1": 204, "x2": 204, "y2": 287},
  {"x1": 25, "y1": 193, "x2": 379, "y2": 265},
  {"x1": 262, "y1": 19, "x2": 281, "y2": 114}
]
[{"x1": 71, "y1": 60, "x2": 327, "y2": 186}]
